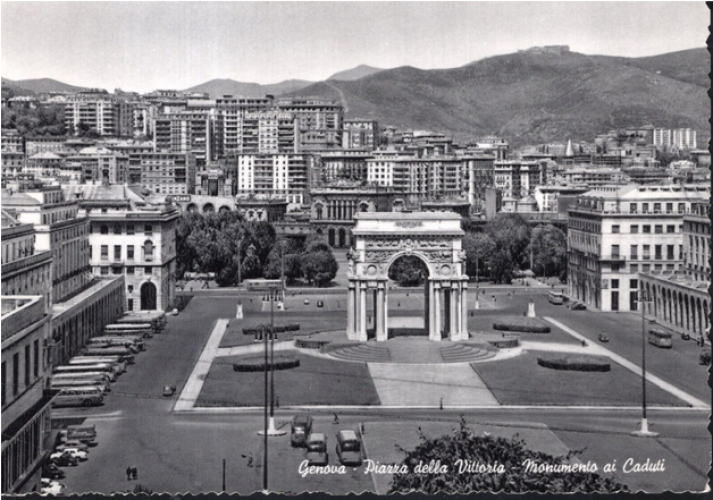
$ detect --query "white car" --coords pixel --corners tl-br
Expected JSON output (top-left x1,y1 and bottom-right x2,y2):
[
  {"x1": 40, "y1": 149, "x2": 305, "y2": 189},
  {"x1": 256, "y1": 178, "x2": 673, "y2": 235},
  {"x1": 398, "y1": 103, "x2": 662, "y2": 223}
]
[
  {"x1": 41, "y1": 478, "x2": 66, "y2": 495},
  {"x1": 50, "y1": 448, "x2": 88, "y2": 462},
  {"x1": 55, "y1": 440, "x2": 89, "y2": 452}
]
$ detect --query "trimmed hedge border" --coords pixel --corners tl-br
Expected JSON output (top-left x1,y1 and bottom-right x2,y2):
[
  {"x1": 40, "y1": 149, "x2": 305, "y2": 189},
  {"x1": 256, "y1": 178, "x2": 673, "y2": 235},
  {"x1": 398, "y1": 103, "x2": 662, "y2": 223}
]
[
  {"x1": 493, "y1": 321, "x2": 551, "y2": 334},
  {"x1": 295, "y1": 338, "x2": 331, "y2": 349},
  {"x1": 537, "y1": 355, "x2": 611, "y2": 372},
  {"x1": 233, "y1": 355, "x2": 300, "y2": 372},
  {"x1": 320, "y1": 342, "x2": 363, "y2": 354},
  {"x1": 488, "y1": 338, "x2": 520, "y2": 349},
  {"x1": 243, "y1": 323, "x2": 301, "y2": 336}
]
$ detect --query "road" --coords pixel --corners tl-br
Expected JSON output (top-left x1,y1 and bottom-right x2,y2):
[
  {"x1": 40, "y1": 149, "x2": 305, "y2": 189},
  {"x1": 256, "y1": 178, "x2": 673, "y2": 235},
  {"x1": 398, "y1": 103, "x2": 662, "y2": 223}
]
[{"x1": 51, "y1": 293, "x2": 710, "y2": 494}]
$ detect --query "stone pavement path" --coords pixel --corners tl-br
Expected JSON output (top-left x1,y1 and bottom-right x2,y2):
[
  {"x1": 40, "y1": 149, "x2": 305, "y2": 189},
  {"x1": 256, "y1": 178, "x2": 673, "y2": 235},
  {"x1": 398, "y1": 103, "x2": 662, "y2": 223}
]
[{"x1": 367, "y1": 364, "x2": 500, "y2": 407}]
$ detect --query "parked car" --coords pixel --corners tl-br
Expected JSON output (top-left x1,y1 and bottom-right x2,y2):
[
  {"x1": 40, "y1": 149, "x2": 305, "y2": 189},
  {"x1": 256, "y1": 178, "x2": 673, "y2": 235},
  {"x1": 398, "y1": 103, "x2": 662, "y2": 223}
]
[
  {"x1": 699, "y1": 348, "x2": 712, "y2": 366},
  {"x1": 303, "y1": 299, "x2": 310, "y2": 305},
  {"x1": 317, "y1": 300, "x2": 324, "y2": 308},
  {"x1": 290, "y1": 415, "x2": 313, "y2": 448},
  {"x1": 49, "y1": 454, "x2": 78, "y2": 467},
  {"x1": 55, "y1": 440, "x2": 89, "y2": 453},
  {"x1": 41, "y1": 478, "x2": 66, "y2": 495},
  {"x1": 598, "y1": 333, "x2": 610, "y2": 343},
  {"x1": 42, "y1": 463, "x2": 66, "y2": 479},
  {"x1": 570, "y1": 301, "x2": 587, "y2": 311},
  {"x1": 163, "y1": 385, "x2": 177, "y2": 397},
  {"x1": 305, "y1": 433, "x2": 328, "y2": 465},
  {"x1": 50, "y1": 448, "x2": 88, "y2": 462}
]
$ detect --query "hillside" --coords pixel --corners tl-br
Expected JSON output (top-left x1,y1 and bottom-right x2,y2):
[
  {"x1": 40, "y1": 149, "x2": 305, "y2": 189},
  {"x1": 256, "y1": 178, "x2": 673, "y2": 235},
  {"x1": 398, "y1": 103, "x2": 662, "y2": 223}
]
[
  {"x1": 184, "y1": 78, "x2": 312, "y2": 98},
  {"x1": 592, "y1": 48, "x2": 708, "y2": 88},
  {"x1": 287, "y1": 49, "x2": 709, "y2": 146},
  {"x1": 3, "y1": 77, "x2": 86, "y2": 93},
  {"x1": 328, "y1": 65, "x2": 384, "y2": 81}
]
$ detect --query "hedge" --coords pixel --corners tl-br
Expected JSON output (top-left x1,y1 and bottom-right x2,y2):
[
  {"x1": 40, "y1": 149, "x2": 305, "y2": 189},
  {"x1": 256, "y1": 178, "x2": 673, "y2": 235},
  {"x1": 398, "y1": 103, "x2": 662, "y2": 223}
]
[
  {"x1": 243, "y1": 323, "x2": 300, "y2": 336},
  {"x1": 294, "y1": 338, "x2": 331, "y2": 349},
  {"x1": 537, "y1": 354, "x2": 611, "y2": 372},
  {"x1": 493, "y1": 319, "x2": 550, "y2": 334},
  {"x1": 320, "y1": 342, "x2": 363, "y2": 354},
  {"x1": 488, "y1": 338, "x2": 520, "y2": 349},
  {"x1": 233, "y1": 355, "x2": 300, "y2": 372}
]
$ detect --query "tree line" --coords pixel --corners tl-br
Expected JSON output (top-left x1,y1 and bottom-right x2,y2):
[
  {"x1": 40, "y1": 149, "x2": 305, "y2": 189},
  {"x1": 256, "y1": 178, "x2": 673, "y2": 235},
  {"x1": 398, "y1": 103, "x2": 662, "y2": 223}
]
[
  {"x1": 1, "y1": 104, "x2": 66, "y2": 136},
  {"x1": 176, "y1": 211, "x2": 338, "y2": 287}
]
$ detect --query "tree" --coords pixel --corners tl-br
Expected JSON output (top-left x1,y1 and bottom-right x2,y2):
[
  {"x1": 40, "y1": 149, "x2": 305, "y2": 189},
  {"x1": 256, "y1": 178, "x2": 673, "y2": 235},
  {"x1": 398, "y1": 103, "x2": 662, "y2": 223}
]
[
  {"x1": 301, "y1": 250, "x2": 338, "y2": 287},
  {"x1": 462, "y1": 232, "x2": 496, "y2": 280},
  {"x1": 484, "y1": 215, "x2": 531, "y2": 283},
  {"x1": 389, "y1": 256, "x2": 427, "y2": 286},
  {"x1": 530, "y1": 224, "x2": 568, "y2": 279},
  {"x1": 389, "y1": 417, "x2": 627, "y2": 494}
]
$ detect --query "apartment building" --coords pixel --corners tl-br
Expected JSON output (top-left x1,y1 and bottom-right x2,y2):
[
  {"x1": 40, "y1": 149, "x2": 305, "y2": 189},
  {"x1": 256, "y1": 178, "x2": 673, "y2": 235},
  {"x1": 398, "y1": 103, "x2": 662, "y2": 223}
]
[
  {"x1": 653, "y1": 127, "x2": 697, "y2": 149},
  {"x1": 493, "y1": 160, "x2": 544, "y2": 199},
  {"x1": 392, "y1": 156, "x2": 467, "y2": 203},
  {"x1": 568, "y1": 184, "x2": 710, "y2": 312},
  {"x1": 65, "y1": 99, "x2": 134, "y2": 137},
  {"x1": 65, "y1": 147, "x2": 128, "y2": 184},
  {"x1": 235, "y1": 153, "x2": 310, "y2": 208},
  {"x1": 154, "y1": 111, "x2": 212, "y2": 167},
  {"x1": 343, "y1": 119, "x2": 378, "y2": 150},
  {"x1": 129, "y1": 152, "x2": 196, "y2": 195}
]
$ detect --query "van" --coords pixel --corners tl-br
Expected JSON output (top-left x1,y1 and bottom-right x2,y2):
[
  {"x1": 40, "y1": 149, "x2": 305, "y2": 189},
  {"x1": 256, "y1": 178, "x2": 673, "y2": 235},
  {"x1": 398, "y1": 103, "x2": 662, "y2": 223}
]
[
  {"x1": 648, "y1": 329, "x2": 673, "y2": 348},
  {"x1": 335, "y1": 430, "x2": 363, "y2": 466},
  {"x1": 52, "y1": 387, "x2": 104, "y2": 408},
  {"x1": 69, "y1": 358, "x2": 126, "y2": 375},
  {"x1": 58, "y1": 425, "x2": 97, "y2": 445},
  {"x1": 105, "y1": 323, "x2": 153, "y2": 338},
  {"x1": 291, "y1": 415, "x2": 313, "y2": 448},
  {"x1": 54, "y1": 364, "x2": 117, "y2": 382},
  {"x1": 82, "y1": 347, "x2": 136, "y2": 364},
  {"x1": 118, "y1": 312, "x2": 166, "y2": 332},
  {"x1": 50, "y1": 378, "x2": 110, "y2": 394}
]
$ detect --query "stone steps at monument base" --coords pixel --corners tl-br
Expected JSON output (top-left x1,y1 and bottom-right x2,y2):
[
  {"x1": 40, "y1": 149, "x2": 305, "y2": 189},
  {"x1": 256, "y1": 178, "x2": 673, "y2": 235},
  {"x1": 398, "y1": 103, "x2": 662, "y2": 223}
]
[
  {"x1": 328, "y1": 345, "x2": 392, "y2": 362},
  {"x1": 439, "y1": 344, "x2": 497, "y2": 363}
]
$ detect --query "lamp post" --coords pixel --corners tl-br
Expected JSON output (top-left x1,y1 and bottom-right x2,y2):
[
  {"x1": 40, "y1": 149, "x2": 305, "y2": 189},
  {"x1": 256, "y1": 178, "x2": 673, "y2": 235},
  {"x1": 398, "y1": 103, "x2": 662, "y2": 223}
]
[
  {"x1": 632, "y1": 289, "x2": 658, "y2": 437},
  {"x1": 475, "y1": 258, "x2": 480, "y2": 310}
]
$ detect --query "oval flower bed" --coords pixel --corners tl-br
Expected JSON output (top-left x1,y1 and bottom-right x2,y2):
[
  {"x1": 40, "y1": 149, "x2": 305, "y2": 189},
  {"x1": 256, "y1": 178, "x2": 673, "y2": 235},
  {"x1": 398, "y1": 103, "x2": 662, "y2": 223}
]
[
  {"x1": 233, "y1": 355, "x2": 300, "y2": 372},
  {"x1": 537, "y1": 354, "x2": 611, "y2": 372},
  {"x1": 493, "y1": 317, "x2": 551, "y2": 334}
]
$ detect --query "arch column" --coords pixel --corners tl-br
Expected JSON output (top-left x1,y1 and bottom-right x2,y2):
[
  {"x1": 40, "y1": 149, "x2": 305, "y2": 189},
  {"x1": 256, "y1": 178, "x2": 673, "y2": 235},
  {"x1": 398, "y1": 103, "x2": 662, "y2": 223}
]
[
  {"x1": 431, "y1": 281, "x2": 442, "y2": 341},
  {"x1": 449, "y1": 283, "x2": 461, "y2": 341},
  {"x1": 376, "y1": 282, "x2": 387, "y2": 341},
  {"x1": 358, "y1": 283, "x2": 368, "y2": 341},
  {"x1": 460, "y1": 282, "x2": 468, "y2": 339},
  {"x1": 347, "y1": 282, "x2": 356, "y2": 338}
]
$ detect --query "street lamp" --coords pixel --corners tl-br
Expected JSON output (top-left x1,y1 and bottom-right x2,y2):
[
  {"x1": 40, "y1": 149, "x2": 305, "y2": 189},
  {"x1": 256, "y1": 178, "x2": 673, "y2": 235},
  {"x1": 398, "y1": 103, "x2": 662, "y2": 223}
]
[{"x1": 631, "y1": 289, "x2": 658, "y2": 437}]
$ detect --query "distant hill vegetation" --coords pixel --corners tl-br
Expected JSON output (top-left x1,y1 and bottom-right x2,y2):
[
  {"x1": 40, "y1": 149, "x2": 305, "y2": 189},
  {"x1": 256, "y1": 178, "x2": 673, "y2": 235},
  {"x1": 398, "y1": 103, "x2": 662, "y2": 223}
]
[
  {"x1": 286, "y1": 47, "x2": 709, "y2": 146},
  {"x1": 327, "y1": 65, "x2": 385, "y2": 81},
  {"x1": 2, "y1": 77, "x2": 86, "y2": 93},
  {"x1": 183, "y1": 78, "x2": 313, "y2": 99}
]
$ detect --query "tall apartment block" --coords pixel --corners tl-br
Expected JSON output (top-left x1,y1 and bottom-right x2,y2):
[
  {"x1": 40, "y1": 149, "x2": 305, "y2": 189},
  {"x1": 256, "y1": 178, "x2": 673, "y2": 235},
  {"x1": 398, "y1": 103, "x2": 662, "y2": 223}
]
[
  {"x1": 343, "y1": 119, "x2": 378, "y2": 150},
  {"x1": 65, "y1": 99, "x2": 134, "y2": 138},
  {"x1": 235, "y1": 153, "x2": 310, "y2": 207},
  {"x1": 154, "y1": 112, "x2": 212, "y2": 167}
]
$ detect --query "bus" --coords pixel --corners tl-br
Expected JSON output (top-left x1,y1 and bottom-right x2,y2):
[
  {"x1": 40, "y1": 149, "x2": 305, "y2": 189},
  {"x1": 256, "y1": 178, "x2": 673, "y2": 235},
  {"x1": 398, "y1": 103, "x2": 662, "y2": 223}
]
[
  {"x1": 54, "y1": 364, "x2": 117, "y2": 382},
  {"x1": 89, "y1": 336, "x2": 144, "y2": 352},
  {"x1": 69, "y1": 357, "x2": 126, "y2": 374},
  {"x1": 648, "y1": 329, "x2": 673, "y2": 348},
  {"x1": 50, "y1": 378, "x2": 110, "y2": 394},
  {"x1": 117, "y1": 312, "x2": 166, "y2": 332},
  {"x1": 52, "y1": 387, "x2": 104, "y2": 408},
  {"x1": 104, "y1": 323, "x2": 153, "y2": 338},
  {"x1": 51, "y1": 372, "x2": 113, "y2": 385},
  {"x1": 547, "y1": 291, "x2": 566, "y2": 305},
  {"x1": 82, "y1": 347, "x2": 136, "y2": 364},
  {"x1": 335, "y1": 430, "x2": 363, "y2": 466}
]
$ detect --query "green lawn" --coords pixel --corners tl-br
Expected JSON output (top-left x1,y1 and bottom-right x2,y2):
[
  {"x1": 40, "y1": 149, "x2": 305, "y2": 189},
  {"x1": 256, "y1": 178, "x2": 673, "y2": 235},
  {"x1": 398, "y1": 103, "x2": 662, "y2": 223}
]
[
  {"x1": 197, "y1": 350, "x2": 381, "y2": 407},
  {"x1": 472, "y1": 352, "x2": 686, "y2": 407},
  {"x1": 467, "y1": 312, "x2": 579, "y2": 344},
  {"x1": 220, "y1": 311, "x2": 348, "y2": 348}
]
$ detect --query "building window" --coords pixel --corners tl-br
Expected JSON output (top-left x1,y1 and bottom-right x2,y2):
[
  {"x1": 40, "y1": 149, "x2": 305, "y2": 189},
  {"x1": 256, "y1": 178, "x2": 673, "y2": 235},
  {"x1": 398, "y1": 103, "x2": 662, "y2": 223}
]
[
  {"x1": 666, "y1": 225, "x2": 675, "y2": 233},
  {"x1": 611, "y1": 263, "x2": 620, "y2": 272},
  {"x1": 145, "y1": 266, "x2": 152, "y2": 275},
  {"x1": 100, "y1": 225, "x2": 109, "y2": 235},
  {"x1": 611, "y1": 245, "x2": 620, "y2": 258},
  {"x1": 114, "y1": 245, "x2": 121, "y2": 261},
  {"x1": 655, "y1": 245, "x2": 662, "y2": 260},
  {"x1": 33, "y1": 340, "x2": 39, "y2": 378},
  {"x1": 12, "y1": 353, "x2": 19, "y2": 396},
  {"x1": 642, "y1": 203, "x2": 649, "y2": 213},
  {"x1": 611, "y1": 279, "x2": 619, "y2": 289},
  {"x1": 630, "y1": 264, "x2": 638, "y2": 272},
  {"x1": 112, "y1": 267, "x2": 122, "y2": 275},
  {"x1": 667, "y1": 245, "x2": 674, "y2": 260},
  {"x1": 630, "y1": 245, "x2": 638, "y2": 259},
  {"x1": 653, "y1": 203, "x2": 661, "y2": 213},
  {"x1": 127, "y1": 224, "x2": 135, "y2": 235},
  {"x1": 144, "y1": 224, "x2": 153, "y2": 236},
  {"x1": 24, "y1": 345, "x2": 30, "y2": 388},
  {"x1": 128, "y1": 299, "x2": 134, "y2": 311},
  {"x1": 630, "y1": 279, "x2": 638, "y2": 289},
  {"x1": 127, "y1": 266, "x2": 134, "y2": 275},
  {"x1": 101, "y1": 267, "x2": 109, "y2": 275},
  {"x1": 101, "y1": 245, "x2": 108, "y2": 260},
  {"x1": 642, "y1": 264, "x2": 651, "y2": 272},
  {"x1": 89, "y1": 245, "x2": 93, "y2": 259},
  {"x1": 654, "y1": 225, "x2": 663, "y2": 234},
  {"x1": 631, "y1": 225, "x2": 639, "y2": 234},
  {"x1": 643, "y1": 225, "x2": 651, "y2": 234},
  {"x1": 127, "y1": 246, "x2": 134, "y2": 260},
  {"x1": 643, "y1": 245, "x2": 650, "y2": 259},
  {"x1": 612, "y1": 225, "x2": 620, "y2": 234},
  {"x1": 666, "y1": 203, "x2": 673, "y2": 213},
  {"x1": 113, "y1": 224, "x2": 122, "y2": 235},
  {"x1": 678, "y1": 203, "x2": 685, "y2": 213}
]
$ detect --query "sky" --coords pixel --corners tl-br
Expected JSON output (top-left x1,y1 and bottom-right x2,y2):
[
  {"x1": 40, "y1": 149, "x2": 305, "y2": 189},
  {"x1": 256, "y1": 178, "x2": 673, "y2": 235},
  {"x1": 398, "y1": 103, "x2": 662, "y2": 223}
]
[{"x1": 1, "y1": 2, "x2": 708, "y2": 92}]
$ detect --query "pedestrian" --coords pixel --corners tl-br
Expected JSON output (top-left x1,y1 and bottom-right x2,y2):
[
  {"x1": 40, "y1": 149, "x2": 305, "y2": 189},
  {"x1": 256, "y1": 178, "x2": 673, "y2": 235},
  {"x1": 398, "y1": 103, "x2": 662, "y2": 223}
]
[
  {"x1": 439, "y1": 397, "x2": 444, "y2": 410},
  {"x1": 333, "y1": 413, "x2": 340, "y2": 424},
  {"x1": 126, "y1": 467, "x2": 132, "y2": 481},
  {"x1": 131, "y1": 466, "x2": 138, "y2": 480}
]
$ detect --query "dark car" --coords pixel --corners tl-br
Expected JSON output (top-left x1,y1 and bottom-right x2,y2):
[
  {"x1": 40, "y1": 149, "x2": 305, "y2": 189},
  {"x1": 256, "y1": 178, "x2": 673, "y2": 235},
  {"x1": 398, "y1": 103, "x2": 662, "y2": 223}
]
[
  {"x1": 317, "y1": 300, "x2": 324, "y2": 308},
  {"x1": 50, "y1": 454, "x2": 78, "y2": 467},
  {"x1": 291, "y1": 415, "x2": 313, "y2": 448},
  {"x1": 163, "y1": 385, "x2": 177, "y2": 397},
  {"x1": 598, "y1": 333, "x2": 609, "y2": 343},
  {"x1": 699, "y1": 348, "x2": 711, "y2": 366},
  {"x1": 42, "y1": 463, "x2": 66, "y2": 479},
  {"x1": 570, "y1": 301, "x2": 587, "y2": 311}
]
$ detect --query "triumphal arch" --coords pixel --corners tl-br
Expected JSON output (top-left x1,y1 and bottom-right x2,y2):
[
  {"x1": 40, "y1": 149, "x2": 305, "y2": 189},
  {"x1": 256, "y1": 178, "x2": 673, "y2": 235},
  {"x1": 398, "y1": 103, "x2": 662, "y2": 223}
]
[{"x1": 346, "y1": 212, "x2": 468, "y2": 342}]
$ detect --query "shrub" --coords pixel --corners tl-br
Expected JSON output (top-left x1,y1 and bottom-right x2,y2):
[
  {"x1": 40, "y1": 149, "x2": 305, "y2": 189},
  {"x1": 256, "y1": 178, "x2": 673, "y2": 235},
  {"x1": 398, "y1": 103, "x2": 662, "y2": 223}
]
[
  {"x1": 493, "y1": 318, "x2": 550, "y2": 333},
  {"x1": 243, "y1": 323, "x2": 300, "y2": 335},
  {"x1": 233, "y1": 355, "x2": 300, "y2": 372},
  {"x1": 295, "y1": 338, "x2": 331, "y2": 349},
  {"x1": 537, "y1": 355, "x2": 611, "y2": 372},
  {"x1": 488, "y1": 338, "x2": 520, "y2": 349}
]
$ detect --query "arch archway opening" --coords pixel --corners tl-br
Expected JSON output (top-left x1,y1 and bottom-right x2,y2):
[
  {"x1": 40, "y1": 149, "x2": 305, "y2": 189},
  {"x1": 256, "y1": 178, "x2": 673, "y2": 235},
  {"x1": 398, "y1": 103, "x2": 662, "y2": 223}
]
[
  {"x1": 140, "y1": 282, "x2": 157, "y2": 311},
  {"x1": 219, "y1": 205, "x2": 231, "y2": 214},
  {"x1": 186, "y1": 203, "x2": 198, "y2": 213},
  {"x1": 203, "y1": 203, "x2": 215, "y2": 213}
]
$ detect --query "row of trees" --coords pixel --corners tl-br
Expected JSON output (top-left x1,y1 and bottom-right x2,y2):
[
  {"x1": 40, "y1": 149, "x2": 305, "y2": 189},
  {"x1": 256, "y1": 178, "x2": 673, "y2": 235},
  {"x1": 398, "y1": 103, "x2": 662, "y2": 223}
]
[
  {"x1": 462, "y1": 215, "x2": 567, "y2": 284},
  {"x1": 1, "y1": 104, "x2": 66, "y2": 136},
  {"x1": 176, "y1": 212, "x2": 338, "y2": 287}
]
